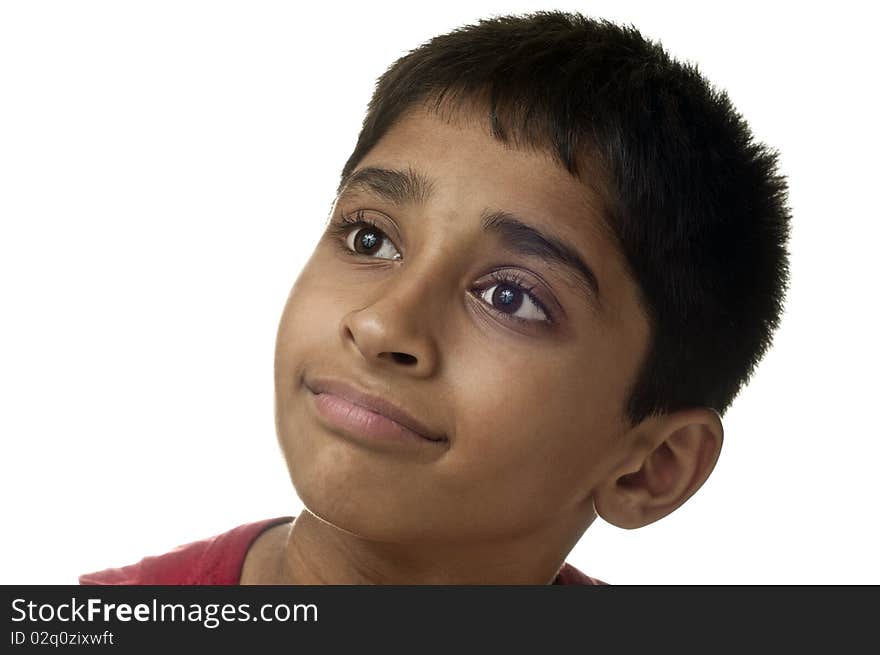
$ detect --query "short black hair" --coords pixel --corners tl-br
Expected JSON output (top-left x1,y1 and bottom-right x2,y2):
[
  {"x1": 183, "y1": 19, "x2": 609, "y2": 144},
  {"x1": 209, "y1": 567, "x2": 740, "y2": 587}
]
[{"x1": 338, "y1": 11, "x2": 791, "y2": 425}]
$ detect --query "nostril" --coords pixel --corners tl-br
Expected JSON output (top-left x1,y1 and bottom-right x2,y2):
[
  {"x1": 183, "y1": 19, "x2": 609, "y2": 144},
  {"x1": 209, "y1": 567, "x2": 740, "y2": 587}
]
[{"x1": 390, "y1": 352, "x2": 417, "y2": 365}]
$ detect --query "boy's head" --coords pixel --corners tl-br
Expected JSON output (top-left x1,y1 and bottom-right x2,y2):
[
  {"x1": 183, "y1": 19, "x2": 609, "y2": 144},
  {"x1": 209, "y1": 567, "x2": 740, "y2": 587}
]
[{"x1": 272, "y1": 12, "x2": 790, "y2": 558}]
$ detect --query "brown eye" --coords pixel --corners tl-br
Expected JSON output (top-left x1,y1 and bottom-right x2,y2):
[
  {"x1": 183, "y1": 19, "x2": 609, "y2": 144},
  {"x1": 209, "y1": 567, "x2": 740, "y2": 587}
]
[
  {"x1": 342, "y1": 222, "x2": 402, "y2": 261},
  {"x1": 353, "y1": 227, "x2": 381, "y2": 255},
  {"x1": 477, "y1": 282, "x2": 548, "y2": 322},
  {"x1": 492, "y1": 285, "x2": 524, "y2": 314},
  {"x1": 473, "y1": 270, "x2": 552, "y2": 324}
]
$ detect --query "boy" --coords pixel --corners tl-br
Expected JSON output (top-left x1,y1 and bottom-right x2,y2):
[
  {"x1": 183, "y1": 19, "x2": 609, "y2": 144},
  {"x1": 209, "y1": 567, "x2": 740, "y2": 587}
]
[{"x1": 80, "y1": 10, "x2": 790, "y2": 585}]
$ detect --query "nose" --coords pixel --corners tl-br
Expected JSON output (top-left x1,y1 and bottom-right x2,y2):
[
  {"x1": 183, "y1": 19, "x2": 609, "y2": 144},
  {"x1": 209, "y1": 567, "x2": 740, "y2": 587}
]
[{"x1": 339, "y1": 265, "x2": 443, "y2": 378}]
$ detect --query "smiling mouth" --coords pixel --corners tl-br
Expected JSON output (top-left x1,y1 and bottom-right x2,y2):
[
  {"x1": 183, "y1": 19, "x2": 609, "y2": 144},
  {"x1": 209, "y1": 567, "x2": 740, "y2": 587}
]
[{"x1": 304, "y1": 376, "x2": 448, "y2": 446}]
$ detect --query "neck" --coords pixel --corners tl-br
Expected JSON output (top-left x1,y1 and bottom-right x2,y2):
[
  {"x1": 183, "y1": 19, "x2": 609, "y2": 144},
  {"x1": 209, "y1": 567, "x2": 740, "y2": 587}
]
[{"x1": 268, "y1": 508, "x2": 595, "y2": 585}]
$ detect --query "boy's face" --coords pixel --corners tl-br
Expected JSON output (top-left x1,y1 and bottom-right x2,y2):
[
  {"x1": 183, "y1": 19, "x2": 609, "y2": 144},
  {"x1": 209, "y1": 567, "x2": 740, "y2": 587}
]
[{"x1": 274, "y1": 105, "x2": 650, "y2": 546}]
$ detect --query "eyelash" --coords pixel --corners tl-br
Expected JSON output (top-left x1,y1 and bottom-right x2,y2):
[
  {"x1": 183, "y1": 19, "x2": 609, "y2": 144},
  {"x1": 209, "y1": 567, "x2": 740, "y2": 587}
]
[{"x1": 327, "y1": 212, "x2": 554, "y2": 326}]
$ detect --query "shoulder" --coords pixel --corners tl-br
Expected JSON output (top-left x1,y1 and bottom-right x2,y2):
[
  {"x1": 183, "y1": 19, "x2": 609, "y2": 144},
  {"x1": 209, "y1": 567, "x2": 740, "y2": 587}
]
[
  {"x1": 554, "y1": 562, "x2": 608, "y2": 585},
  {"x1": 78, "y1": 516, "x2": 294, "y2": 585}
]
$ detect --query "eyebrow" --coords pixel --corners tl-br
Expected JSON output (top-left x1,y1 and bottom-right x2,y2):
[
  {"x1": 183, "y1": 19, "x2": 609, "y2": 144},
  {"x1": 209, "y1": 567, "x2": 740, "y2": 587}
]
[
  {"x1": 337, "y1": 166, "x2": 601, "y2": 301},
  {"x1": 479, "y1": 210, "x2": 600, "y2": 299},
  {"x1": 337, "y1": 166, "x2": 435, "y2": 206}
]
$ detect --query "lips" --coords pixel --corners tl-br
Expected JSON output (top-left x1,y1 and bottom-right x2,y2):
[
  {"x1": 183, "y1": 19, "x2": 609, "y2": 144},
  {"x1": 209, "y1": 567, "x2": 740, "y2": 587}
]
[{"x1": 305, "y1": 376, "x2": 447, "y2": 443}]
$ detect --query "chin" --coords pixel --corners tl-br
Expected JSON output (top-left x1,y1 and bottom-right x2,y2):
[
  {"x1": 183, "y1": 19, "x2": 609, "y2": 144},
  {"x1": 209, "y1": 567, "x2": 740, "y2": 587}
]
[{"x1": 291, "y1": 459, "x2": 419, "y2": 542}]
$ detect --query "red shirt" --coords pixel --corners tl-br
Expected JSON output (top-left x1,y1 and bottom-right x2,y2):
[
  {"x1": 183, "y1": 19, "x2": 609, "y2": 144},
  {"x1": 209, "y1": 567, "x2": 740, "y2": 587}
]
[{"x1": 78, "y1": 517, "x2": 606, "y2": 585}]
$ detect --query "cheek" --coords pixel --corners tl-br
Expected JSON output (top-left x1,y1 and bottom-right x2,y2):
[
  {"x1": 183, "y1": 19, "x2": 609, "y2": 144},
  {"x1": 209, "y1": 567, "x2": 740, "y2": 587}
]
[
  {"x1": 273, "y1": 263, "x2": 346, "y2": 459},
  {"x1": 445, "y1": 359, "x2": 613, "y2": 514},
  {"x1": 422, "y1": 349, "x2": 617, "y2": 534},
  {"x1": 274, "y1": 261, "x2": 346, "y2": 380}
]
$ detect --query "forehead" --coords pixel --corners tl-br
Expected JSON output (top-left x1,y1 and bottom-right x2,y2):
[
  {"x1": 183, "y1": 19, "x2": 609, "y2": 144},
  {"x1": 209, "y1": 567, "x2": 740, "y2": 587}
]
[{"x1": 351, "y1": 105, "x2": 610, "y2": 233}]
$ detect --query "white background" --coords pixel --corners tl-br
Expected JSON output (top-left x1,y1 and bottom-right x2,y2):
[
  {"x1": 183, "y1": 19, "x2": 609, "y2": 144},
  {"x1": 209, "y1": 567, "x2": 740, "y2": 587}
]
[{"x1": 2, "y1": 1, "x2": 877, "y2": 584}]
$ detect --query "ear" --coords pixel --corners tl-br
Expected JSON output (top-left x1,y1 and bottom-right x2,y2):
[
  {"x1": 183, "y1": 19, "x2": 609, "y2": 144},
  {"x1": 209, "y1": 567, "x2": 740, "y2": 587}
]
[{"x1": 593, "y1": 408, "x2": 723, "y2": 529}]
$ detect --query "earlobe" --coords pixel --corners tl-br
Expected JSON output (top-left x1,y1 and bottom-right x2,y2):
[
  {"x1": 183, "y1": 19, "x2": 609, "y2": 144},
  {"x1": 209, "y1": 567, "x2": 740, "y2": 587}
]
[{"x1": 593, "y1": 408, "x2": 724, "y2": 529}]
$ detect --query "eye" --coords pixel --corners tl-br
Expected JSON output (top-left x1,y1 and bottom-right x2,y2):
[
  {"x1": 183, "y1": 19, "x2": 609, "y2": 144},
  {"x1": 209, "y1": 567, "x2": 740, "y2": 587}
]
[
  {"x1": 329, "y1": 213, "x2": 553, "y2": 325},
  {"x1": 473, "y1": 270, "x2": 552, "y2": 324},
  {"x1": 332, "y1": 213, "x2": 402, "y2": 261}
]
